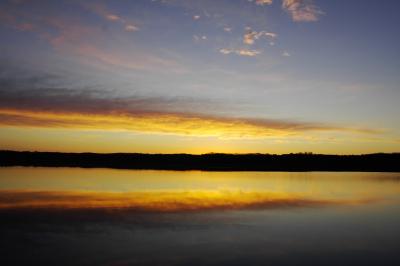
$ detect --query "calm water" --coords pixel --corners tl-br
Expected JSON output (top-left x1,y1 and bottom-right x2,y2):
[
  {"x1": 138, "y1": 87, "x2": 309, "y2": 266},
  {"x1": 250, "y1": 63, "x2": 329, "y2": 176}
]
[{"x1": 1, "y1": 167, "x2": 400, "y2": 265}]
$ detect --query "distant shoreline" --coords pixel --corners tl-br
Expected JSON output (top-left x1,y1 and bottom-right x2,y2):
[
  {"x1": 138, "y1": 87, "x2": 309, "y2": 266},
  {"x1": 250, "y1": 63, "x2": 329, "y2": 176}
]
[{"x1": 1, "y1": 150, "x2": 399, "y2": 172}]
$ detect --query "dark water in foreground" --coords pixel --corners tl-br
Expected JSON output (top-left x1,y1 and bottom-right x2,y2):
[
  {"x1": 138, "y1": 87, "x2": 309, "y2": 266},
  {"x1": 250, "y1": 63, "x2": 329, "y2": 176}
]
[{"x1": 1, "y1": 167, "x2": 400, "y2": 265}]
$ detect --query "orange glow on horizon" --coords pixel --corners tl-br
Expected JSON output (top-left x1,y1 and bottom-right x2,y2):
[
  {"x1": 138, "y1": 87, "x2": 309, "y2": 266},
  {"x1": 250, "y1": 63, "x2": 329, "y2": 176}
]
[
  {"x1": 0, "y1": 108, "x2": 396, "y2": 155},
  {"x1": 0, "y1": 108, "x2": 372, "y2": 139}
]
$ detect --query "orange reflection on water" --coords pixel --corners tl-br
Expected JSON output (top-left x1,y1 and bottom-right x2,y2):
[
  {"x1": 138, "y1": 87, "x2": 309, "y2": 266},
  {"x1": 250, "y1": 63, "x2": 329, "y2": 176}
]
[{"x1": 0, "y1": 189, "x2": 378, "y2": 212}]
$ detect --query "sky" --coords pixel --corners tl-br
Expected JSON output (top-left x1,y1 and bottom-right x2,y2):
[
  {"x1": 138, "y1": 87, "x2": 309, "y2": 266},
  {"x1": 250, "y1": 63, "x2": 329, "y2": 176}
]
[{"x1": 0, "y1": 0, "x2": 399, "y2": 154}]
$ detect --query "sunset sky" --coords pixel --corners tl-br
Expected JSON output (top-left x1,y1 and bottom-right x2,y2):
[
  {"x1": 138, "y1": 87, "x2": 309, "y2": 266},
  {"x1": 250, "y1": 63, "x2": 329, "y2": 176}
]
[{"x1": 0, "y1": 0, "x2": 399, "y2": 154}]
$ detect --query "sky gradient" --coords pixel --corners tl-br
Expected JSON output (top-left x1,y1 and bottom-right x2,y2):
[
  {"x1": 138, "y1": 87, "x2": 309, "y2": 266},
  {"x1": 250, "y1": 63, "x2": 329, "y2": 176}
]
[{"x1": 0, "y1": 0, "x2": 399, "y2": 154}]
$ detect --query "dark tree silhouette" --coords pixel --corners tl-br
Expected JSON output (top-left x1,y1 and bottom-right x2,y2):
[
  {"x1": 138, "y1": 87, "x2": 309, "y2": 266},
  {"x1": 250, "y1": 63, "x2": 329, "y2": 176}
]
[{"x1": 1, "y1": 150, "x2": 399, "y2": 171}]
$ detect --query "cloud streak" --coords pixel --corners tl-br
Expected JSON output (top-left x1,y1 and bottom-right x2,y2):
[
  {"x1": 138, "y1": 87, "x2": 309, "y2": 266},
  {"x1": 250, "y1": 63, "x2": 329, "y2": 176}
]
[
  {"x1": 219, "y1": 48, "x2": 261, "y2": 57},
  {"x1": 74, "y1": 44, "x2": 182, "y2": 72},
  {"x1": 0, "y1": 82, "x2": 380, "y2": 138},
  {"x1": 0, "y1": 108, "x2": 345, "y2": 139},
  {"x1": 83, "y1": 2, "x2": 139, "y2": 32}
]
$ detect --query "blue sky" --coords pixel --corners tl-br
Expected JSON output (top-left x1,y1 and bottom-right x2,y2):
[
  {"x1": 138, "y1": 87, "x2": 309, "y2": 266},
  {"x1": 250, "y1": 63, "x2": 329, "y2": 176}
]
[{"x1": 0, "y1": 0, "x2": 399, "y2": 154}]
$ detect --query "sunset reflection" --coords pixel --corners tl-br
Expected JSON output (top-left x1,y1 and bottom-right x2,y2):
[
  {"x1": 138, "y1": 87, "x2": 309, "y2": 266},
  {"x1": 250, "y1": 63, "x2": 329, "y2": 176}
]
[
  {"x1": 1, "y1": 168, "x2": 400, "y2": 266},
  {"x1": 0, "y1": 189, "x2": 378, "y2": 212}
]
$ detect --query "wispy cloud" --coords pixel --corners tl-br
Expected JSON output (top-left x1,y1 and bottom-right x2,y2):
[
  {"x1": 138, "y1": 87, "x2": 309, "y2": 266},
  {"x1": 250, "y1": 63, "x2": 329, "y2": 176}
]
[
  {"x1": 282, "y1": 0, "x2": 324, "y2": 22},
  {"x1": 193, "y1": 34, "x2": 208, "y2": 43},
  {"x1": 14, "y1": 22, "x2": 35, "y2": 31},
  {"x1": 223, "y1": 27, "x2": 232, "y2": 32},
  {"x1": 47, "y1": 23, "x2": 181, "y2": 73},
  {"x1": 124, "y1": 24, "x2": 139, "y2": 32},
  {"x1": 219, "y1": 48, "x2": 232, "y2": 55},
  {"x1": 255, "y1": 0, "x2": 274, "y2": 6},
  {"x1": 105, "y1": 14, "x2": 120, "y2": 21},
  {"x1": 75, "y1": 44, "x2": 183, "y2": 72},
  {"x1": 236, "y1": 49, "x2": 261, "y2": 56},
  {"x1": 0, "y1": 9, "x2": 37, "y2": 33},
  {"x1": 243, "y1": 27, "x2": 277, "y2": 45},
  {"x1": 83, "y1": 2, "x2": 139, "y2": 32},
  {"x1": 84, "y1": 2, "x2": 114, "y2": 20},
  {"x1": 219, "y1": 48, "x2": 261, "y2": 57},
  {"x1": 0, "y1": 7, "x2": 180, "y2": 73}
]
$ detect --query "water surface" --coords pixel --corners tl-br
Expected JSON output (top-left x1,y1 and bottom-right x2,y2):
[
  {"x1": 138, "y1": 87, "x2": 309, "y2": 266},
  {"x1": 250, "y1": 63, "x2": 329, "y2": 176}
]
[{"x1": 1, "y1": 167, "x2": 400, "y2": 265}]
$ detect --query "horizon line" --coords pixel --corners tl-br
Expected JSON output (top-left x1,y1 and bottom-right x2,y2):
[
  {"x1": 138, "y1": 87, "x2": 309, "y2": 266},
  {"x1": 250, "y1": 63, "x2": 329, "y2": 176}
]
[{"x1": 2, "y1": 149, "x2": 400, "y2": 156}]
